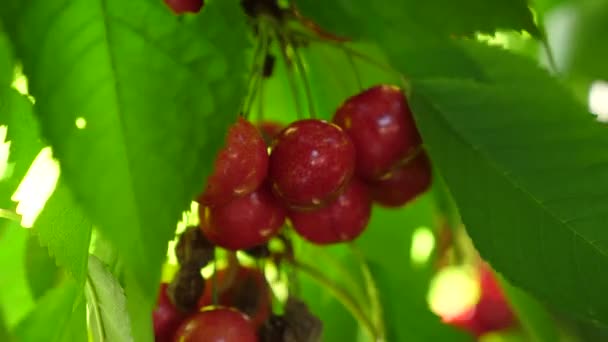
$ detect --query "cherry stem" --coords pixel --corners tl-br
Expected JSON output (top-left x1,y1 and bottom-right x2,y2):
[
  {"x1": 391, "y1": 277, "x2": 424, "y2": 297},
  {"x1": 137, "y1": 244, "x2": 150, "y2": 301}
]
[
  {"x1": 241, "y1": 28, "x2": 265, "y2": 117},
  {"x1": 256, "y1": 60, "x2": 266, "y2": 123},
  {"x1": 286, "y1": 35, "x2": 317, "y2": 119},
  {"x1": 0, "y1": 209, "x2": 21, "y2": 223},
  {"x1": 288, "y1": 258, "x2": 378, "y2": 341},
  {"x1": 542, "y1": 38, "x2": 559, "y2": 75},
  {"x1": 345, "y1": 50, "x2": 364, "y2": 91},
  {"x1": 275, "y1": 30, "x2": 305, "y2": 120},
  {"x1": 349, "y1": 243, "x2": 387, "y2": 342},
  {"x1": 313, "y1": 245, "x2": 369, "y2": 308},
  {"x1": 244, "y1": 22, "x2": 270, "y2": 119},
  {"x1": 292, "y1": 31, "x2": 402, "y2": 78},
  {"x1": 211, "y1": 248, "x2": 218, "y2": 305}
]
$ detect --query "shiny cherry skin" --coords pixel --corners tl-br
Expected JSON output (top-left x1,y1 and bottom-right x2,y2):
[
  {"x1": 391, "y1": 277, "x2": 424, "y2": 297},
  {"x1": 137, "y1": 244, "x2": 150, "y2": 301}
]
[
  {"x1": 198, "y1": 266, "x2": 271, "y2": 328},
  {"x1": 200, "y1": 183, "x2": 286, "y2": 250},
  {"x1": 333, "y1": 85, "x2": 421, "y2": 181},
  {"x1": 154, "y1": 283, "x2": 186, "y2": 342},
  {"x1": 257, "y1": 121, "x2": 284, "y2": 145},
  {"x1": 269, "y1": 119, "x2": 356, "y2": 210},
  {"x1": 289, "y1": 178, "x2": 371, "y2": 244},
  {"x1": 164, "y1": 0, "x2": 204, "y2": 14},
  {"x1": 475, "y1": 264, "x2": 515, "y2": 332},
  {"x1": 173, "y1": 307, "x2": 258, "y2": 342},
  {"x1": 199, "y1": 117, "x2": 269, "y2": 207},
  {"x1": 368, "y1": 152, "x2": 432, "y2": 207}
]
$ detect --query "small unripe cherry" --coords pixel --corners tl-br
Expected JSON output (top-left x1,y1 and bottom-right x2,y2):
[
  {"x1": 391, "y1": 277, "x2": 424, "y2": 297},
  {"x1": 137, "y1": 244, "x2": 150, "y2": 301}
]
[
  {"x1": 200, "y1": 183, "x2": 286, "y2": 250},
  {"x1": 289, "y1": 178, "x2": 371, "y2": 245},
  {"x1": 333, "y1": 85, "x2": 421, "y2": 181},
  {"x1": 368, "y1": 152, "x2": 432, "y2": 207},
  {"x1": 199, "y1": 117, "x2": 268, "y2": 207},
  {"x1": 164, "y1": 0, "x2": 204, "y2": 14},
  {"x1": 269, "y1": 119, "x2": 356, "y2": 210},
  {"x1": 153, "y1": 283, "x2": 186, "y2": 342},
  {"x1": 173, "y1": 307, "x2": 257, "y2": 342}
]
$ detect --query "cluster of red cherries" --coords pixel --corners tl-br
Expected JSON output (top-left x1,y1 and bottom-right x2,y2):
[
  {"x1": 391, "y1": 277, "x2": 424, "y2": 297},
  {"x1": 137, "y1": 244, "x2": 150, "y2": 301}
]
[
  {"x1": 152, "y1": 84, "x2": 431, "y2": 342},
  {"x1": 200, "y1": 84, "x2": 430, "y2": 250}
]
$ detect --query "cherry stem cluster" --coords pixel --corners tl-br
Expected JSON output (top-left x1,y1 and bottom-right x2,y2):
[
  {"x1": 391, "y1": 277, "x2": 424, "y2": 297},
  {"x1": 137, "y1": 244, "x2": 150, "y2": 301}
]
[
  {"x1": 288, "y1": 258, "x2": 379, "y2": 340},
  {"x1": 349, "y1": 243, "x2": 386, "y2": 342},
  {"x1": 243, "y1": 21, "x2": 271, "y2": 119}
]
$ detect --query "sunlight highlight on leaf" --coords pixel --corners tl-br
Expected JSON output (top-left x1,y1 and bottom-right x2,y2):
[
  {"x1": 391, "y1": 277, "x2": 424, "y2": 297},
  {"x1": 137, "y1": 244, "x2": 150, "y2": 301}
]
[
  {"x1": 589, "y1": 80, "x2": 608, "y2": 122},
  {"x1": 12, "y1": 147, "x2": 59, "y2": 228},
  {"x1": 410, "y1": 226, "x2": 435, "y2": 266},
  {"x1": 0, "y1": 126, "x2": 12, "y2": 180},
  {"x1": 75, "y1": 117, "x2": 87, "y2": 130},
  {"x1": 10, "y1": 66, "x2": 34, "y2": 103}
]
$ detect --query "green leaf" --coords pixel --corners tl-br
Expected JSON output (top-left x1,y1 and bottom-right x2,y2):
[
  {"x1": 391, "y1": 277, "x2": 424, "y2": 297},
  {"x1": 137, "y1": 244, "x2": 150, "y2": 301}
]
[
  {"x1": 1, "y1": 0, "x2": 250, "y2": 338},
  {"x1": 409, "y1": 69, "x2": 608, "y2": 326},
  {"x1": 25, "y1": 233, "x2": 62, "y2": 299},
  {"x1": 357, "y1": 197, "x2": 473, "y2": 342},
  {"x1": 295, "y1": 0, "x2": 540, "y2": 39},
  {"x1": 0, "y1": 221, "x2": 34, "y2": 328},
  {"x1": 14, "y1": 278, "x2": 82, "y2": 342},
  {"x1": 294, "y1": 1, "x2": 485, "y2": 80},
  {"x1": 0, "y1": 89, "x2": 43, "y2": 209},
  {"x1": 62, "y1": 299, "x2": 88, "y2": 342},
  {"x1": 33, "y1": 181, "x2": 93, "y2": 284},
  {"x1": 568, "y1": 1, "x2": 608, "y2": 80},
  {"x1": 408, "y1": 1, "x2": 540, "y2": 38},
  {"x1": 86, "y1": 254, "x2": 133, "y2": 342},
  {"x1": 0, "y1": 31, "x2": 13, "y2": 87},
  {"x1": 498, "y1": 275, "x2": 560, "y2": 342},
  {"x1": 0, "y1": 310, "x2": 11, "y2": 342}
]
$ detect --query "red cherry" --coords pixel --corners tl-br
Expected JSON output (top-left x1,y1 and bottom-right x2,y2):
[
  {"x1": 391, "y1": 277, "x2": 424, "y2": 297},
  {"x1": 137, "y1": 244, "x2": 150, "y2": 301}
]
[
  {"x1": 173, "y1": 307, "x2": 258, "y2": 342},
  {"x1": 154, "y1": 283, "x2": 186, "y2": 342},
  {"x1": 198, "y1": 266, "x2": 271, "y2": 328},
  {"x1": 475, "y1": 264, "x2": 515, "y2": 332},
  {"x1": 333, "y1": 85, "x2": 421, "y2": 181},
  {"x1": 368, "y1": 152, "x2": 432, "y2": 207},
  {"x1": 442, "y1": 307, "x2": 485, "y2": 337},
  {"x1": 269, "y1": 119, "x2": 355, "y2": 210},
  {"x1": 199, "y1": 117, "x2": 269, "y2": 207},
  {"x1": 289, "y1": 178, "x2": 371, "y2": 245},
  {"x1": 200, "y1": 184, "x2": 286, "y2": 250},
  {"x1": 164, "y1": 0, "x2": 204, "y2": 14},
  {"x1": 257, "y1": 121, "x2": 284, "y2": 145}
]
